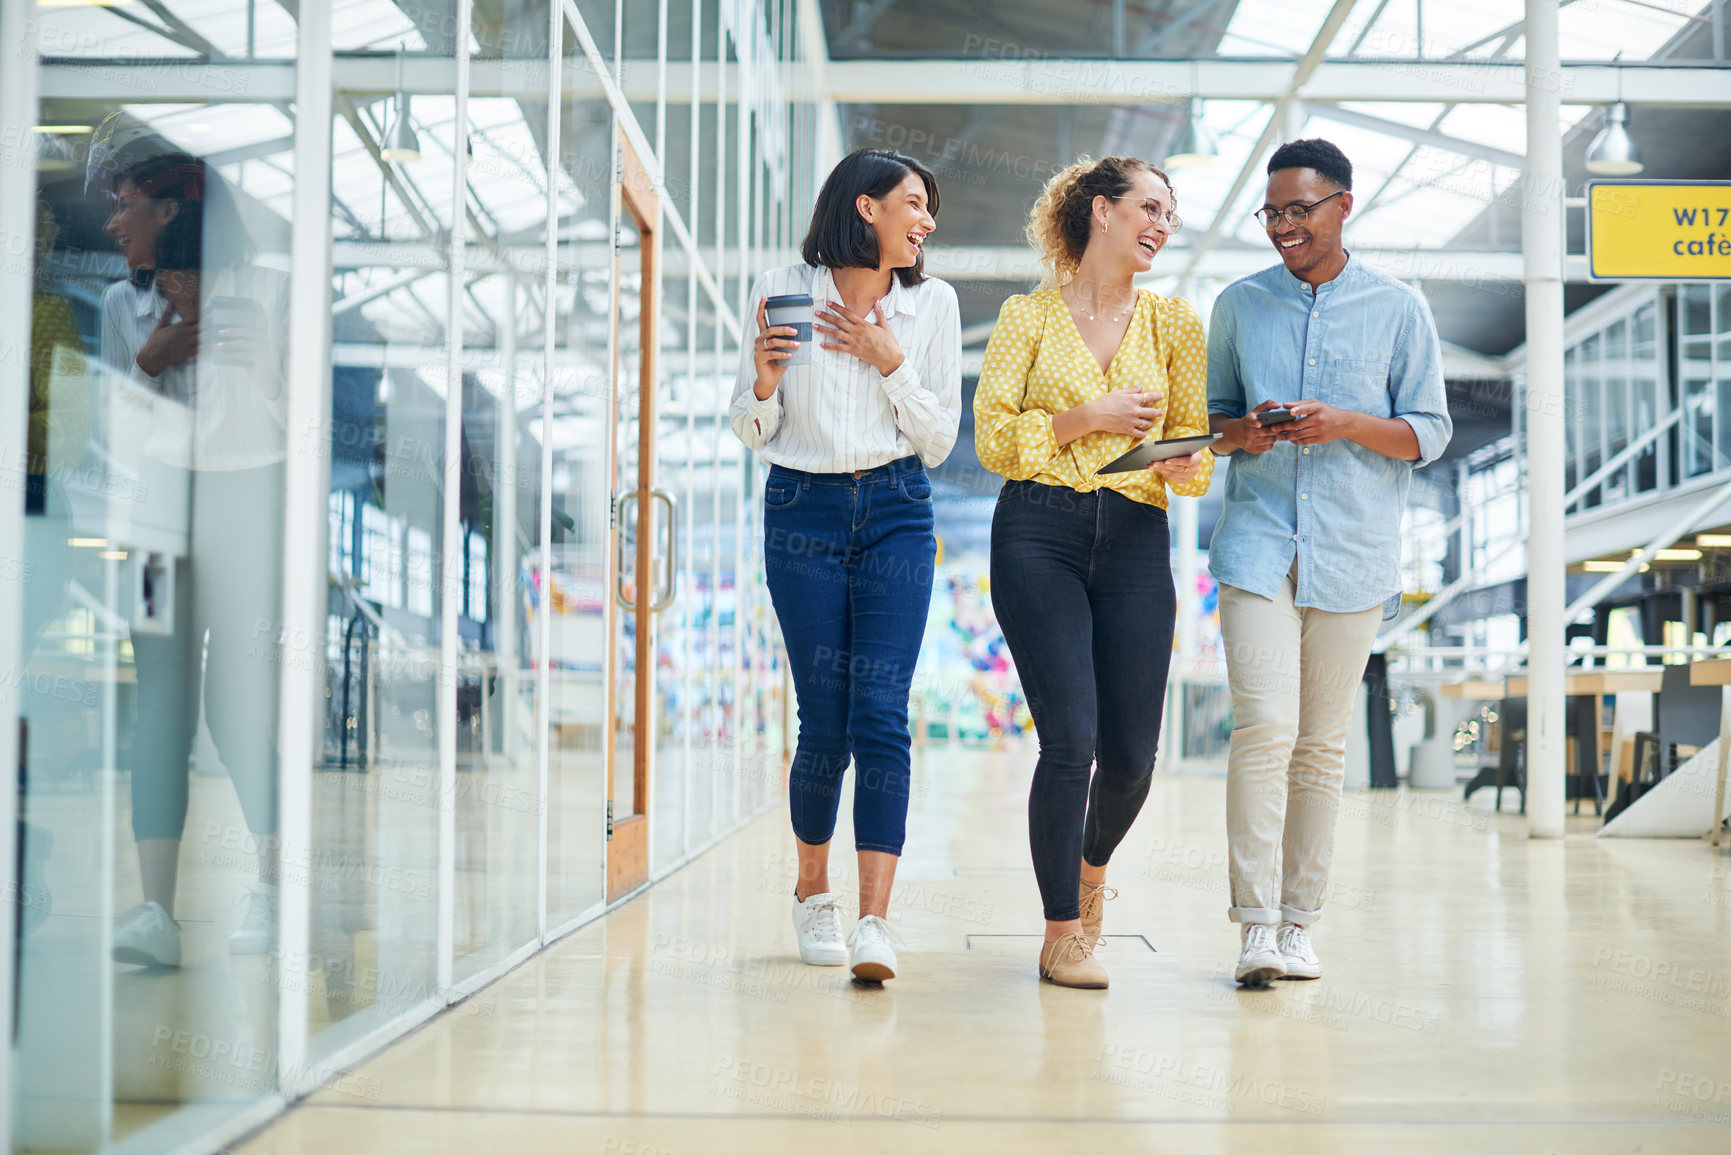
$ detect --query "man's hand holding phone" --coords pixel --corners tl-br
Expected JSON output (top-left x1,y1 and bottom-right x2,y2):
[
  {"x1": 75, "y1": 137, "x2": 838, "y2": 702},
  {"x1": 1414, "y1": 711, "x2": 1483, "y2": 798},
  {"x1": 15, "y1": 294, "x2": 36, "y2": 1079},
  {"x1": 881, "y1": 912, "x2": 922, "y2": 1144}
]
[
  {"x1": 1230, "y1": 400, "x2": 1294, "y2": 455},
  {"x1": 1278, "y1": 400, "x2": 1357, "y2": 447}
]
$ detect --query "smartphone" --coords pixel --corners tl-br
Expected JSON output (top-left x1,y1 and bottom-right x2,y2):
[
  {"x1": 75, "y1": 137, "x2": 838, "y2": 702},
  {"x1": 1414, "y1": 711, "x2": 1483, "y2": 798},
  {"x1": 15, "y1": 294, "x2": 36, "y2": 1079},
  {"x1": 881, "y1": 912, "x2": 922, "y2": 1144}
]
[{"x1": 1258, "y1": 407, "x2": 1296, "y2": 426}]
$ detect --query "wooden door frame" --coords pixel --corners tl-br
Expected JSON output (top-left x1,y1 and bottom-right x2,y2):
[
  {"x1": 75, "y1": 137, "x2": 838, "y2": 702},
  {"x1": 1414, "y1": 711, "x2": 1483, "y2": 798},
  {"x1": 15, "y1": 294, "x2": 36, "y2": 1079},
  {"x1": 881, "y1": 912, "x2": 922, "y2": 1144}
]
[{"x1": 607, "y1": 131, "x2": 657, "y2": 902}]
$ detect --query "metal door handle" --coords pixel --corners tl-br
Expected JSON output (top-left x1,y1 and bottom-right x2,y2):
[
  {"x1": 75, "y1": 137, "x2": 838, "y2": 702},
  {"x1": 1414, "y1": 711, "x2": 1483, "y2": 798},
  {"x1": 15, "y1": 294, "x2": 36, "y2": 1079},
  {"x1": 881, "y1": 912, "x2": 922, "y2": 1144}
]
[
  {"x1": 615, "y1": 488, "x2": 677, "y2": 612},
  {"x1": 649, "y1": 488, "x2": 677, "y2": 612},
  {"x1": 615, "y1": 488, "x2": 638, "y2": 610}
]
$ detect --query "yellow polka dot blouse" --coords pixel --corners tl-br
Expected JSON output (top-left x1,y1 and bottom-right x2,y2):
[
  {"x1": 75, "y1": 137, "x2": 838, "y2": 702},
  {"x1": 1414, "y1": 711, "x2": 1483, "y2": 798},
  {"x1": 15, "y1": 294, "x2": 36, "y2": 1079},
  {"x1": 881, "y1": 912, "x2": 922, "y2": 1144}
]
[{"x1": 973, "y1": 288, "x2": 1214, "y2": 508}]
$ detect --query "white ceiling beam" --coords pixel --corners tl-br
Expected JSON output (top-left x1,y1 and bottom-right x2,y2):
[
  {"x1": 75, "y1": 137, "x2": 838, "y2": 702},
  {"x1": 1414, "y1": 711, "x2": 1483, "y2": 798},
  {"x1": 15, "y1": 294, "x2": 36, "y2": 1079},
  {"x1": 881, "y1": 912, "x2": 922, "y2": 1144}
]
[
  {"x1": 818, "y1": 59, "x2": 1731, "y2": 107},
  {"x1": 36, "y1": 57, "x2": 1731, "y2": 107},
  {"x1": 331, "y1": 238, "x2": 1586, "y2": 283}
]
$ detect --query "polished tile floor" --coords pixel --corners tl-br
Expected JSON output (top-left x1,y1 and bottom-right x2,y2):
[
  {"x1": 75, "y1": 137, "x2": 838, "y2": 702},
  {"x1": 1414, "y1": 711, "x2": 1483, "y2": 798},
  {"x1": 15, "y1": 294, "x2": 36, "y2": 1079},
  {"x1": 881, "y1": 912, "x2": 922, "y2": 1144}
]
[{"x1": 237, "y1": 745, "x2": 1731, "y2": 1153}]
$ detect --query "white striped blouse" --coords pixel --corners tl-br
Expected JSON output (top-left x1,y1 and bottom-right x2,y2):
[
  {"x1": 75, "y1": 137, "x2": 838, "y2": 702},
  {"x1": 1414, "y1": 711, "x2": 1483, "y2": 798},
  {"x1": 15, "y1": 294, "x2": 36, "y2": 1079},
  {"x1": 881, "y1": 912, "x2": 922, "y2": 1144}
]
[{"x1": 729, "y1": 263, "x2": 963, "y2": 473}]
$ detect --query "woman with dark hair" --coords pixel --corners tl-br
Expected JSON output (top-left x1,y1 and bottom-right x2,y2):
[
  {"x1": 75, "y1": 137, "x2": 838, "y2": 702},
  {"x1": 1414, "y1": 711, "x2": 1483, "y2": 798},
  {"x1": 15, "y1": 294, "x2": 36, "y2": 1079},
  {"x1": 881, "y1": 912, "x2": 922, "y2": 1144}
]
[
  {"x1": 97, "y1": 139, "x2": 291, "y2": 968},
  {"x1": 729, "y1": 148, "x2": 962, "y2": 983},
  {"x1": 975, "y1": 156, "x2": 1213, "y2": 988}
]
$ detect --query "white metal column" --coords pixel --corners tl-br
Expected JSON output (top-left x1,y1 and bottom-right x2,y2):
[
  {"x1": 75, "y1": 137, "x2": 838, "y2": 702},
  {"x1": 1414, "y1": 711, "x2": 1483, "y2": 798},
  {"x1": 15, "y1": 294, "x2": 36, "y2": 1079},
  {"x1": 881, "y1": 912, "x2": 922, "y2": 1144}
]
[
  {"x1": 0, "y1": 3, "x2": 40, "y2": 1145},
  {"x1": 276, "y1": 0, "x2": 336, "y2": 1093},
  {"x1": 536, "y1": 0, "x2": 564, "y2": 944},
  {"x1": 438, "y1": 0, "x2": 476, "y2": 996},
  {"x1": 1523, "y1": 0, "x2": 1567, "y2": 839},
  {"x1": 1174, "y1": 495, "x2": 1200, "y2": 667}
]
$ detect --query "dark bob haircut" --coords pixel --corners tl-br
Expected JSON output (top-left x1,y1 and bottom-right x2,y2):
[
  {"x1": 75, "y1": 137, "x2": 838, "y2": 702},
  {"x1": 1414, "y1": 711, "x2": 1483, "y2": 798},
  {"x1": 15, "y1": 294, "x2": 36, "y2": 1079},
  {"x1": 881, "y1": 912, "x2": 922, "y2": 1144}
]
[
  {"x1": 1267, "y1": 137, "x2": 1353, "y2": 191},
  {"x1": 800, "y1": 148, "x2": 939, "y2": 289},
  {"x1": 115, "y1": 151, "x2": 208, "y2": 270}
]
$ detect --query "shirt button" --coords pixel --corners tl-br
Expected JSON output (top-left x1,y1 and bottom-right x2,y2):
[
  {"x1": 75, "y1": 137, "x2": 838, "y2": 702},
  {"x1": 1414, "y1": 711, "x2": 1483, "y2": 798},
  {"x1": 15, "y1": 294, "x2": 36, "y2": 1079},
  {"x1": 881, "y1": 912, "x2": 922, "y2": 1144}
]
[
  {"x1": 1291, "y1": 535, "x2": 1298, "y2": 541},
  {"x1": 1302, "y1": 447, "x2": 1310, "y2": 454},
  {"x1": 1312, "y1": 311, "x2": 1319, "y2": 318},
  {"x1": 1301, "y1": 493, "x2": 1309, "y2": 500},
  {"x1": 1308, "y1": 359, "x2": 1316, "y2": 366}
]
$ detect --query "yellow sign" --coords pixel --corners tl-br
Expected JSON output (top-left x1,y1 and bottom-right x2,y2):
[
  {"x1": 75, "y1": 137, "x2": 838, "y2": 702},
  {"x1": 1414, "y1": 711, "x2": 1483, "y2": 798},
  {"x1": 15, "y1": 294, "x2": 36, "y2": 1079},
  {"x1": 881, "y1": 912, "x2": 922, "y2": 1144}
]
[{"x1": 1588, "y1": 181, "x2": 1731, "y2": 281}]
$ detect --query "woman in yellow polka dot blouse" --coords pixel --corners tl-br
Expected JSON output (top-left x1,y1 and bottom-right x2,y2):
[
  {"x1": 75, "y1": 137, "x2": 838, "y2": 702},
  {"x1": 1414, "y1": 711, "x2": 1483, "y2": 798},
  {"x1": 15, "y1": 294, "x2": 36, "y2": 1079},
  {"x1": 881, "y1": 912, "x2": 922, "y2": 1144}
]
[{"x1": 974, "y1": 155, "x2": 1214, "y2": 989}]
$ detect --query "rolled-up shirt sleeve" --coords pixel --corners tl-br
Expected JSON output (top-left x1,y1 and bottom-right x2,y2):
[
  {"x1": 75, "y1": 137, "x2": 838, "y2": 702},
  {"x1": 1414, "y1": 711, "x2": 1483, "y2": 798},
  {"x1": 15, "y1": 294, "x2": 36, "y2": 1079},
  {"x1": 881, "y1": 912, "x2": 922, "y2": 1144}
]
[
  {"x1": 973, "y1": 295, "x2": 1060, "y2": 480},
  {"x1": 728, "y1": 273, "x2": 782, "y2": 451},
  {"x1": 1205, "y1": 293, "x2": 1245, "y2": 420},
  {"x1": 880, "y1": 279, "x2": 961, "y2": 467},
  {"x1": 1391, "y1": 292, "x2": 1453, "y2": 466}
]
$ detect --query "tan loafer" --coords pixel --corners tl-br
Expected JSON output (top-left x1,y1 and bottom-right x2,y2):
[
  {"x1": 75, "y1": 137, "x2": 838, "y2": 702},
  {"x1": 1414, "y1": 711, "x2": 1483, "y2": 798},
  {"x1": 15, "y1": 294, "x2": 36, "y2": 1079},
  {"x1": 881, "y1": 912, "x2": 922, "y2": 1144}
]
[
  {"x1": 1078, "y1": 881, "x2": 1117, "y2": 939},
  {"x1": 1039, "y1": 931, "x2": 1108, "y2": 989}
]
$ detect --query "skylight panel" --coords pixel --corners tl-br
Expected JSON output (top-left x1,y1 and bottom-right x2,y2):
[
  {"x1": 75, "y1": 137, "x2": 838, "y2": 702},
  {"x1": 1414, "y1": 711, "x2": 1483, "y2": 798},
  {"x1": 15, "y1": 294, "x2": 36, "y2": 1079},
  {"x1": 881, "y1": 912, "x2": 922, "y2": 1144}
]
[
  {"x1": 142, "y1": 0, "x2": 299, "y2": 58},
  {"x1": 1557, "y1": 0, "x2": 1691, "y2": 59},
  {"x1": 1217, "y1": 0, "x2": 1332, "y2": 57},
  {"x1": 1341, "y1": 0, "x2": 1526, "y2": 60},
  {"x1": 333, "y1": 0, "x2": 428, "y2": 52},
  {"x1": 31, "y1": 5, "x2": 197, "y2": 58},
  {"x1": 1336, "y1": 101, "x2": 1449, "y2": 130},
  {"x1": 1436, "y1": 104, "x2": 1527, "y2": 154},
  {"x1": 124, "y1": 102, "x2": 294, "y2": 157}
]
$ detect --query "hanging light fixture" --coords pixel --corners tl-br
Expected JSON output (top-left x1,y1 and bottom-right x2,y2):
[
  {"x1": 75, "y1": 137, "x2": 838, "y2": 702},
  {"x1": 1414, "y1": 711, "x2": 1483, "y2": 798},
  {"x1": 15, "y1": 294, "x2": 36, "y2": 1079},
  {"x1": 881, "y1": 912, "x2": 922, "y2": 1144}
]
[
  {"x1": 1586, "y1": 57, "x2": 1641, "y2": 177},
  {"x1": 1165, "y1": 98, "x2": 1219, "y2": 169},
  {"x1": 1164, "y1": 62, "x2": 1218, "y2": 170},
  {"x1": 1585, "y1": 103, "x2": 1642, "y2": 175},
  {"x1": 381, "y1": 47, "x2": 421, "y2": 164}
]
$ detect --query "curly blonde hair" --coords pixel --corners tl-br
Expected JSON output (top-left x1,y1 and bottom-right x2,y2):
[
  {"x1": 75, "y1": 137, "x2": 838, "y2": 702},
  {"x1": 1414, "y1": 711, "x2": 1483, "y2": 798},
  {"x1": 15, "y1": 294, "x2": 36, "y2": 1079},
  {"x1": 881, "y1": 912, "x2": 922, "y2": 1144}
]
[{"x1": 1026, "y1": 155, "x2": 1175, "y2": 289}]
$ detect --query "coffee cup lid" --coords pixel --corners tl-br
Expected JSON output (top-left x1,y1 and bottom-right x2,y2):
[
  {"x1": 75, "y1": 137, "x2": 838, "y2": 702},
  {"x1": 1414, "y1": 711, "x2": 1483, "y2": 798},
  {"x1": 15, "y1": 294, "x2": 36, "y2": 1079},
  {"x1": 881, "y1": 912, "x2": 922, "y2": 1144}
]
[{"x1": 765, "y1": 293, "x2": 813, "y2": 309}]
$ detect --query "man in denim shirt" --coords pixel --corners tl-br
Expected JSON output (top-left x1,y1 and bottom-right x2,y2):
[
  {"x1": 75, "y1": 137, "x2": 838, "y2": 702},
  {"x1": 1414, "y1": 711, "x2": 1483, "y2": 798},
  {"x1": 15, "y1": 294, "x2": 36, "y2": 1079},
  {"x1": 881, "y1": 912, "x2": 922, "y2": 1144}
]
[{"x1": 1206, "y1": 139, "x2": 1451, "y2": 986}]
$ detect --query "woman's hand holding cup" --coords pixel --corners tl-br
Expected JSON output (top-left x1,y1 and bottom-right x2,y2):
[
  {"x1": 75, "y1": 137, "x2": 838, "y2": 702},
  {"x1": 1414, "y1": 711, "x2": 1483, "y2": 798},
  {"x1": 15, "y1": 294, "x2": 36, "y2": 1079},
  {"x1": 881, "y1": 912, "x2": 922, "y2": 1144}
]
[{"x1": 752, "y1": 297, "x2": 801, "y2": 399}]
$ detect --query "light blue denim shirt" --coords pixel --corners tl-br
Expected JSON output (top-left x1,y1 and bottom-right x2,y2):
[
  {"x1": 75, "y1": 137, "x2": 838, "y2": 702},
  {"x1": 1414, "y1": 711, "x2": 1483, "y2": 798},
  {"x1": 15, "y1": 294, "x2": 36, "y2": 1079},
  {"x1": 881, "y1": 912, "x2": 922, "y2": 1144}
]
[{"x1": 1206, "y1": 257, "x2": 1452, "y2": 613}]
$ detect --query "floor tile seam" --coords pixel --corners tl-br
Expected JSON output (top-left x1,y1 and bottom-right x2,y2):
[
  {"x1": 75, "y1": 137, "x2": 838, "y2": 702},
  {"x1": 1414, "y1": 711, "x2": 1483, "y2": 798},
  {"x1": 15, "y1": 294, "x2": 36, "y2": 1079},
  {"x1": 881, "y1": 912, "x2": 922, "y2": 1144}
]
[{"x1": 293, "y1": 1101, "x2": 1730, "y2": 1126}]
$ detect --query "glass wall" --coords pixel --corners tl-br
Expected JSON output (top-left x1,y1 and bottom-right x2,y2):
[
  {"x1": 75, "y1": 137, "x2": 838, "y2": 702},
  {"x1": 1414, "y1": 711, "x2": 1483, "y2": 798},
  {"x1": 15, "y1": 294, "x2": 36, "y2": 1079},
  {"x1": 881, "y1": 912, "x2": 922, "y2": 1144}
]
[
  {"x1": 1561, "y1": 292, "x2": 1664, "y2": 510},
  {"x1": 14, "y1": 8, "x2": 301, "y2": 1149},
  {"x1": 4, "y1": 0, "x2": 800, "y2": 1149},
  {"x1": 1678, "y1": 283, "x2": 1731, "y2": 484}
]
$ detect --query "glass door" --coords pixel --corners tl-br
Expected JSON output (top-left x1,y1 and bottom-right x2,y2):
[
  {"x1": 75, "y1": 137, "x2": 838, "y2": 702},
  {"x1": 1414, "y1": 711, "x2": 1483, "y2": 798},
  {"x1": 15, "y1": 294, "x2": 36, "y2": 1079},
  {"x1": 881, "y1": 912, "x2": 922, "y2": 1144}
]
[{"x1": 607, "y1": 134, "x2": 676, "y2": 901}]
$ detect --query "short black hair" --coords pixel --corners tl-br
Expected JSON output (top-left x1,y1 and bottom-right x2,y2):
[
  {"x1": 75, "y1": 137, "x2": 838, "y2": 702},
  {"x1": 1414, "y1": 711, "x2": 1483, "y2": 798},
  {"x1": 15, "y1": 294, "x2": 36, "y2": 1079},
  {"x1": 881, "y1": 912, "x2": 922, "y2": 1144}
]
[
  {"x1": 116, "y1": 151, "x2": 206, "y2": 270},
  {"x1": 800, "y1": 148, "x2": 939, "y2": 289},
  {"x1": 1267, "y1": 138, "x2": 1352, "y2": 191}
]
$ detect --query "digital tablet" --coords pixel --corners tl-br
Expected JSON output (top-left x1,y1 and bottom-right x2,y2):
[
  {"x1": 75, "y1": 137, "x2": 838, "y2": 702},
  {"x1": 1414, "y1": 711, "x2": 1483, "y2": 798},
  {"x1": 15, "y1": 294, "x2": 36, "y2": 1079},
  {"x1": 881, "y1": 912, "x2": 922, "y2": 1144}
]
[{"x1": 1098, "y1": 433, "x2": 1221, "y2": 474}]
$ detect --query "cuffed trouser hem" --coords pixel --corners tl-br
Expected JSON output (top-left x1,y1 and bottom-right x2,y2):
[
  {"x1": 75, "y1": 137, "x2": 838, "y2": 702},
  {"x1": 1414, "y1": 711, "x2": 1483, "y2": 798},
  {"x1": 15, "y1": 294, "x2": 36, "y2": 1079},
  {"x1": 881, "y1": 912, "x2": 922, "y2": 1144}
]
[
  {"x1": 1280, "y1": 903, "x2": 1321, "y2": 926},
  {"x1": 1229, "y1": 906, "x2": 1280, "y2": 925},
  {"x1": 853, "y1": 841, "x2": 903, "y2": 856}
]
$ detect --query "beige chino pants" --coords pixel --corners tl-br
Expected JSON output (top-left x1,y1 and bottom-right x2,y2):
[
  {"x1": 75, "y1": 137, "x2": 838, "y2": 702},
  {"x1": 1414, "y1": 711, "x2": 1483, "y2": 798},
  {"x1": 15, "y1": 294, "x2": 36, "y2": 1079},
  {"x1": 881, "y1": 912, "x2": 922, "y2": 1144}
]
[{"x1": 1219, "y1": 567, "x2": 1383, "y2": 926}]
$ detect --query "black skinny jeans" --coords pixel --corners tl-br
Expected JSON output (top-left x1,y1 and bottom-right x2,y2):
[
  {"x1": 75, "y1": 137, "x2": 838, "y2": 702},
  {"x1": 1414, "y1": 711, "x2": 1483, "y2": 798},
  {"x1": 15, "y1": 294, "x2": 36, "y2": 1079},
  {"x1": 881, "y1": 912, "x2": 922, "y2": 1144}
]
[{"x1": 990, "y1": 480, "x2": 1176, "y2": 922}]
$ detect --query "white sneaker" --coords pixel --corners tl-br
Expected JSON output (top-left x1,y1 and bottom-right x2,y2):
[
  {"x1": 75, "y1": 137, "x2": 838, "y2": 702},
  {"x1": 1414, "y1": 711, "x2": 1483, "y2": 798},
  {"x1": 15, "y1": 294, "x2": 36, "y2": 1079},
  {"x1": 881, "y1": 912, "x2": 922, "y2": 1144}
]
[
  {"x1": 1234, "y1": 923, "x2": 1285, "y2": 987},
  {"x1": 791, "y1": 892, "x2": 848, "y2": 966},
  {"x1": 113, "y1": 900, "x2": 182, "y2": 968},
  {"x1": 847, "y1": 915, "x2": 899, "y2": 983},
  {"x1": 229, "y1": 884, "x2": 278, "y2": 956},
  {"x1": 1276, "y1": 921, "x2": 1321, "y2": 980}
]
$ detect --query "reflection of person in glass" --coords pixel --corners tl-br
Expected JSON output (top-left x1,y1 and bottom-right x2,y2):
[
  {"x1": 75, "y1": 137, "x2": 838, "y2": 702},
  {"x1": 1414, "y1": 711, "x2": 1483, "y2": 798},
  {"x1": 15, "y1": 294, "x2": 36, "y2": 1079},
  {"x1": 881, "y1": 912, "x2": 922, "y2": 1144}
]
[
  {"x1": 96, "y1": 135, "x2": 289, "y2": 968},
  {"x1": 17, "y1": 197, "x2": 92, "y2": 937}
]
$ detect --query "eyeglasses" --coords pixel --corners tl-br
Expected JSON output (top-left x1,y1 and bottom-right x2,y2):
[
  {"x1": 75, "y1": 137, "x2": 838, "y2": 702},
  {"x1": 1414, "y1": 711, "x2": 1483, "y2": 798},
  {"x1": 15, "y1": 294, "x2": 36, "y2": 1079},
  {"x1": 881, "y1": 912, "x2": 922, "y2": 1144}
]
[
  {"x1": 1253, "y1": 190, "x2": 1344, "y2": 230},
  {"x1": 1113, "y1": 196, "x2": 1183, "y2": 233}
]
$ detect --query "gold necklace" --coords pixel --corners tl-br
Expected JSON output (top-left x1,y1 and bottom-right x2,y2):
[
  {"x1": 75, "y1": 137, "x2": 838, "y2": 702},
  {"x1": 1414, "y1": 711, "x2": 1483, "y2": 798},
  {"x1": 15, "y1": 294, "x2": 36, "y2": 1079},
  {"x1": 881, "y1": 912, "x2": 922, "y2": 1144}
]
[{"x1": 1070, "y1": 287, "x2": 1136, "y2": 324}]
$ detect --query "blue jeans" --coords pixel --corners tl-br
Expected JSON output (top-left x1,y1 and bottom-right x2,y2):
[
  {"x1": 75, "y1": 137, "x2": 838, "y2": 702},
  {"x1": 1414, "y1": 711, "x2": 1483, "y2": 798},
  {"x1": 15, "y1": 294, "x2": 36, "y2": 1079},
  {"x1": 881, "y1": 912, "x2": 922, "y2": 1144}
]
[
  {"x1": 990, "y1": 480, "x2": 1175, "y2": 921},
  {"x1": 763, "y1": 457, "x2": 935, "y2": 856}
]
